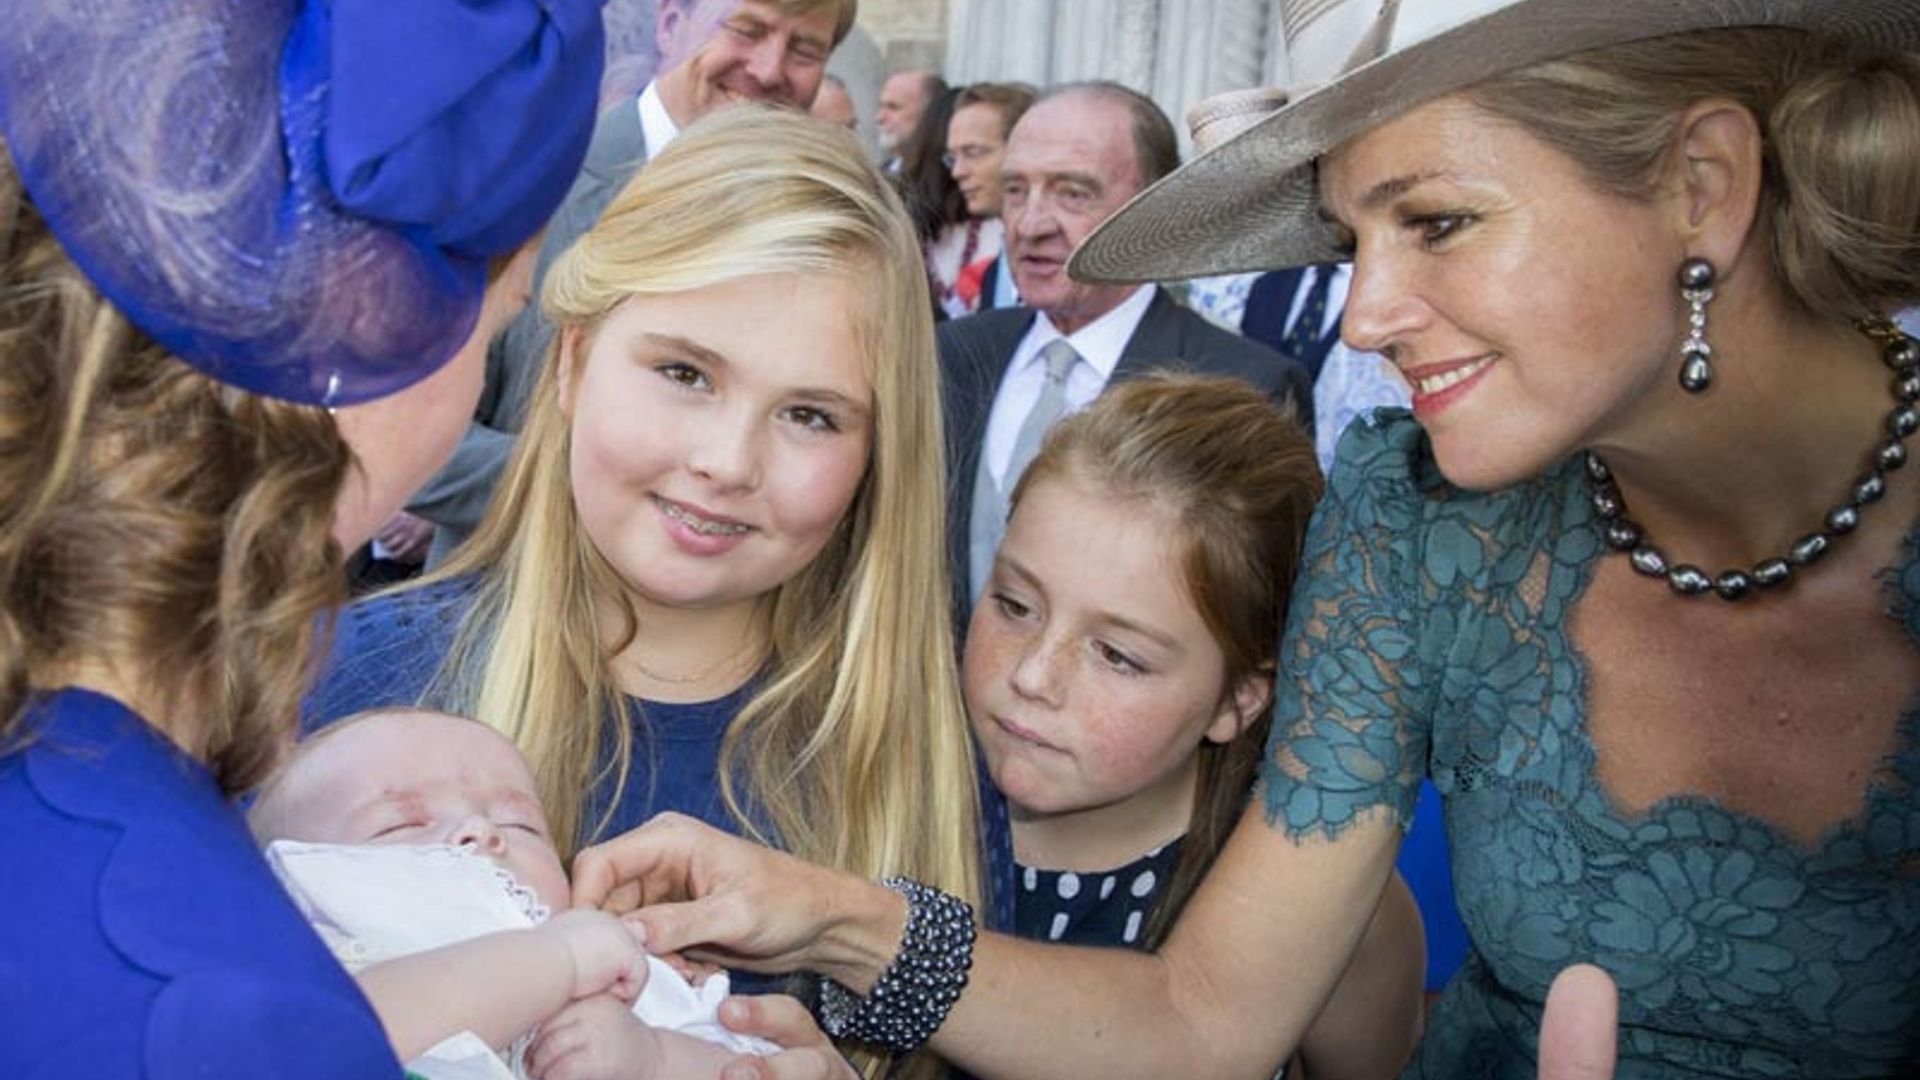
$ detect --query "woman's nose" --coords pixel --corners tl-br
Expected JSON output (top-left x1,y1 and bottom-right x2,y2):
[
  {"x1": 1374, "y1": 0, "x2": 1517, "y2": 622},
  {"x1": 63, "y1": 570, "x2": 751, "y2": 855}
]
[{"x1": 1340, "y1": 254, "x2": 1429, "y2": 359}]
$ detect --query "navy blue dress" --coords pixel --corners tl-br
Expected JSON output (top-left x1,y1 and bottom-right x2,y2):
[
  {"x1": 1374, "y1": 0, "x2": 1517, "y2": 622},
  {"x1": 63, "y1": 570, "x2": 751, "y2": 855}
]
[
  {"x1": 1013, "y1": 841, "x2": 1182, "y2": 948},
  {"x1": 0, "y1": 688, "x2": 398, "y2": 1079}
]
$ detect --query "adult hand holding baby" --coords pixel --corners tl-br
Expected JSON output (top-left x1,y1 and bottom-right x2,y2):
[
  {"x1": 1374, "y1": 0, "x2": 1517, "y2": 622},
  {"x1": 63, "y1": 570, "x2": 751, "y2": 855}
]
[
  {"x1": 574, "y1": 812, "x2": 903, "y2": 993},
  {"x1": 711, "y1": 996, "x2": 858, "y2": 1080}
]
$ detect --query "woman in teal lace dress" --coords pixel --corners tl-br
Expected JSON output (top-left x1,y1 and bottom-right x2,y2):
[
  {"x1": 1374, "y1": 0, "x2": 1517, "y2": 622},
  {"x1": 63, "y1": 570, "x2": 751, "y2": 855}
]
[{"x1": 562, "y1": 4, "x2": 1920, "y2": 1079}]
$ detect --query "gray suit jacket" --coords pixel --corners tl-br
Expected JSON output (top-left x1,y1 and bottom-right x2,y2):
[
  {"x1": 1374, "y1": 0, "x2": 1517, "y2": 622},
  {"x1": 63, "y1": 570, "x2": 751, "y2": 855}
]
[
  {"x1": 408, "y1": 97, "x2": 653, "y2": 562},
  {"x1": 939, "y1": 288, "x2": 1313, "y2": 627}
]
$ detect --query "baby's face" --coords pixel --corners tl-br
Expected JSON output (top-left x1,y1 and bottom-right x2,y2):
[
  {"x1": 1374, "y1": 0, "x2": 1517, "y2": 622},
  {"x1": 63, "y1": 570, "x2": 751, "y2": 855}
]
[{"x1": 269, "y1": 710, "x2": 571, "y2": 911}]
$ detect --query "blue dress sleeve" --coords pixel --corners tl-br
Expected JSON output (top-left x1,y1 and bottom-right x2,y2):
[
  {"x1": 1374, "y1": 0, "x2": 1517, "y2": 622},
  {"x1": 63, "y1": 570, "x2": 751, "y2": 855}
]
[{"x1": 1261, "y1": 412, "x2": 1443, "y2": 839}]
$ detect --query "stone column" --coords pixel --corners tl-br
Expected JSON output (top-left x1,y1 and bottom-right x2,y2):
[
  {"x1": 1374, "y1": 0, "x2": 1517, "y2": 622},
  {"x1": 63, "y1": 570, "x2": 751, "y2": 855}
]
[
  {"x1": 1152, "y1": 0, "x2": 1271, "y2": 144},
  {"x1": 944, "y1": 0, "x2": 1284, "y2": 146},
  {"x1": 1005, "y1": 0, "x2": 1060, "y2": 85},
  {"x1": 1110, "y1": 0, "x2": 1162, "y2": 92}
]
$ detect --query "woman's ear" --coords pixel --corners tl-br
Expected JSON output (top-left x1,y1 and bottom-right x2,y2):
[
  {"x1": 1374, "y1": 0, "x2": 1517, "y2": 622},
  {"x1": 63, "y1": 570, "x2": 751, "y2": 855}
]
[
  {"x1": 1204, "y1": 664, "x2": 1275, "y2": 745},
  {"x1": 1671, "y1": 99, "x2": 1766, "y2": 272},
  {"x1": 556, "y1": 326, "x2": 582, "y2": 419}
]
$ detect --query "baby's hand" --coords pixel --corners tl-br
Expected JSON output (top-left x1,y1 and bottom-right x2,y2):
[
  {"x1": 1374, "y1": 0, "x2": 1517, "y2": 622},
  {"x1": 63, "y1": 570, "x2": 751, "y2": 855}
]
[
  {"x1": 526, "y1": 995, "x2": 668, "y2": 1080},
  {"x1": 545, "y1": 908, "x2": 649, "y2": 1003}
]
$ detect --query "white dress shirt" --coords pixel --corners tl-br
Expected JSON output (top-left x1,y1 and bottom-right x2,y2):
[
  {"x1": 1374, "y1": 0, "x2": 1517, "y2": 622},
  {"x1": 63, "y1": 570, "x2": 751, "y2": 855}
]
[
  {"x1": 636, "y1": 81, "x2": 682, "y2": 159},
  {"x1": 982, "y1": 285, "x2": 1156, "y2": 488}
]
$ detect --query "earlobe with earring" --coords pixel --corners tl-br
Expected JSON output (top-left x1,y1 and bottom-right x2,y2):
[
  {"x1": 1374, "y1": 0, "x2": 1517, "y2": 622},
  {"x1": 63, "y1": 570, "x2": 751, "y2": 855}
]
[{"x1": 1677, "y1": 257, "x2": 1716, "y2": 393}]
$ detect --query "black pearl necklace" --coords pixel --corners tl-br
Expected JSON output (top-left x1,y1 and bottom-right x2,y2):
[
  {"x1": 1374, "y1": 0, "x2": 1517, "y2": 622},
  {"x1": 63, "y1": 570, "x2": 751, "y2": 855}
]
[{"x1": 1583, "y1": 318, "x2": 1920, "y2": 602}]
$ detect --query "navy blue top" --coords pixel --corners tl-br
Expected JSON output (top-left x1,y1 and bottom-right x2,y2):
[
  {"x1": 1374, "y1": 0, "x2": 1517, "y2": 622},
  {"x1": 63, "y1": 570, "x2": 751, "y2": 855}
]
[
  {"x1": 307, "y1": 579, "x2": 750, "y2": 843},
  {"x1": 0, "y1": 688, "x2": 398, "y2": 1080},
  {"x1": 305, "y1": 579, "x2": 1016, "y2": 973}
]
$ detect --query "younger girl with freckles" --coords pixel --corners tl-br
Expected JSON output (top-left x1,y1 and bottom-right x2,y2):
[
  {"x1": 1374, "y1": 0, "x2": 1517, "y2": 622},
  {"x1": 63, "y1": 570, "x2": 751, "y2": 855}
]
[
  {"x1": 973, "y1": 373, "x2": 1321, "y2": 950},
  {"x1": 973, "y1": 373, "x2": 1424, "y2": 1079}
]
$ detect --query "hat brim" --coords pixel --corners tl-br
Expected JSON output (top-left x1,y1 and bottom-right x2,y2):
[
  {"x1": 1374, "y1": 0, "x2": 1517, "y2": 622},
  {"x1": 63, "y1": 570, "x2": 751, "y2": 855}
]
[{"x1": 1071, "y1": 0, "x2": 1920, "y2": 284}]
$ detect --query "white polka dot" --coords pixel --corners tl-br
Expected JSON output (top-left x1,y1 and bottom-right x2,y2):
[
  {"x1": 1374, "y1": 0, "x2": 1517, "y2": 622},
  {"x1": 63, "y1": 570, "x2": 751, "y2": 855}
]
[
  {"x1": 1099, "y1": 875, "x2": 1117, "y2": 900},
  {"x1": 1122, "y1": 910, "x2": 1143, "y2": 944},
  {"x1": 1056, "y1": 872, "x2": 1081, "y2": 899},
  {"x1": 1023, "y1": 866, "x2": 1038, "y2": 891},
  {"x1": 1049, "y1": 912, "x2": 1070, "y2": 940},
  {"x1": 1130, "y1": 869, "x2": 1157, "y2": 898}
]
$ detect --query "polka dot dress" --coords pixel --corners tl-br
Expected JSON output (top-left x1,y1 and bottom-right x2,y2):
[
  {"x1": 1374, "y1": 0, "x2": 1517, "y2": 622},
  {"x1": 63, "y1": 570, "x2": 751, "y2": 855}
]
[
  {"x1": 1012, "y1": 838, "x2": 1183, "y2": 948},
  {"x1": 1010, "y1": 838, "x2": 1290, "y2": 1079}
]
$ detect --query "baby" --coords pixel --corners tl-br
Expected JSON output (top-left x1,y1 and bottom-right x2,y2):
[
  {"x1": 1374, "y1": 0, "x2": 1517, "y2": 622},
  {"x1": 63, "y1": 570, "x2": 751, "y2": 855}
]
[{"x1": 249, "y1": 708, "x2": 761, "y2": 1080}]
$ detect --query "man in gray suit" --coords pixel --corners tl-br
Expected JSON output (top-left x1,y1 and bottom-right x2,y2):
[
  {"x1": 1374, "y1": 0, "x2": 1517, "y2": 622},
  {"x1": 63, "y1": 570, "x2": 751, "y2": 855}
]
[
  {"x1": 943, "y1": 82, "x2": 1311, "y2": 627},
  {"x1": 406, "y1": 0, "x2": 858, "y2": 562}
]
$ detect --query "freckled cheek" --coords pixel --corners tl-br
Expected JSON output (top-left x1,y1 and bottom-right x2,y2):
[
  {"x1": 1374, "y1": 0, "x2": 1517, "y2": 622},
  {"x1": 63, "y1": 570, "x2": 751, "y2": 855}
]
[
  {"x1": 961, "y1": 619, "x2": 1021, "y2": 727},
  {"x1": 1072, "y1": 692, "x2": 1198, "y2": 786},
  {"x1": 1072, "y1": 711, "x2": 1155, "y2": 775}
]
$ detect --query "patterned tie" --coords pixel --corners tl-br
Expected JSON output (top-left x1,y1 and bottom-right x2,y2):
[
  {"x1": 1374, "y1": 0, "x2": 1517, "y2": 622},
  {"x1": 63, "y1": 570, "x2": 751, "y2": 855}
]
[
  {"x1": 1003, "y1": 338, "x2": 1080, "y2": 494},
  {"x1": 1280, "y1": 264, "x2": 1334, "y2": 366}
]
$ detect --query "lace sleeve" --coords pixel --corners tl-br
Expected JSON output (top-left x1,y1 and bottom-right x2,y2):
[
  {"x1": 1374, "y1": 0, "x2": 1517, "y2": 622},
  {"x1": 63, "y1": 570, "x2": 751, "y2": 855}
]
[{"x1": 1262, "y1": 414, "x2": 1437, "y2": 840}]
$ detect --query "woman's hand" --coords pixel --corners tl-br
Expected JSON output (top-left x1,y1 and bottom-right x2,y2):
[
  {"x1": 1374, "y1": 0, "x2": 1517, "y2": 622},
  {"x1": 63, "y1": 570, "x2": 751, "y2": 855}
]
[
  {"x1": 571, "y1": 813, "x2": 906, "y2": 990},
  {"x1": 716, "y1": 995, "x2": 858, "y2": 1080},
  {"x1": 1538, "y1": 964, "x2": 1618, "y2": 1080},
  {"x1": 373, "y1": 511, "x2": 435, "y2": 563}
]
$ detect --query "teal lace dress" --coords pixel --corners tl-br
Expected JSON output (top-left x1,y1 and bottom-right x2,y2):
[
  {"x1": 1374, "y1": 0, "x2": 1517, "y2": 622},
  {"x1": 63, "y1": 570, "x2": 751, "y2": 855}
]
[{"x1": 1264, "y1": 412, "x2": 1920, "y2": 1079}]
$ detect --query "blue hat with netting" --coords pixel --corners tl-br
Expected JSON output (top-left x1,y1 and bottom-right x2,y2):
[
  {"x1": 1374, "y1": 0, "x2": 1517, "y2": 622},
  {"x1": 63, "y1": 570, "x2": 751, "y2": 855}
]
[{"x1": 0, "y1": 0, "x2": 607, "y2": 406}]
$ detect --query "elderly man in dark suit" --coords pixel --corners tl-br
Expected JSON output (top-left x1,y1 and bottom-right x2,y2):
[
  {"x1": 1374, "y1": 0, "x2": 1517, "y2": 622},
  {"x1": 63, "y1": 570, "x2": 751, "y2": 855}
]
[
  {"x1": 942, "y1": 81, "x2": 1311, "y2": 626},
  {"x1": 404, "y1": 0, "x2": 858, "y2": 563}
]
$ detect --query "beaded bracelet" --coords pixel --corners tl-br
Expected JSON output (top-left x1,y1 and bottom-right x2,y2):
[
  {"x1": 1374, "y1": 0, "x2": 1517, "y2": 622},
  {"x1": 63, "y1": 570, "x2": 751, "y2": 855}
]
[{"x1": 816, "y1": 876, "x2": 977, "y2": 1053}]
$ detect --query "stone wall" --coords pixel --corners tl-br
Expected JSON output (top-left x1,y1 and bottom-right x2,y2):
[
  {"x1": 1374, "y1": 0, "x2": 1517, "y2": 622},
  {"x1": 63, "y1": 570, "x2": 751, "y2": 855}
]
[
  {"x1": 940, "y1": 0, "x2": 1291, "y2": 151},
  {"x1": 856, "y1": 0, "x2": 951, "y2": 73}
]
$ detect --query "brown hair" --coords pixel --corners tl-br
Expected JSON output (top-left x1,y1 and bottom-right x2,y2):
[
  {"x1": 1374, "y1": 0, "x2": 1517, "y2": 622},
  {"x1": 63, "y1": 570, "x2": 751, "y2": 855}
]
[
  {"x1": 898, "y1": 84, "x2": 967, "y2": 243},
  {"x1": 1470, "y1": 27, "x2": 1920, "y2": 322},
  {"x1": 1011, "y1": 372, "x2": 1322, "y2": 948},
  {"x1": 810, "y1": 0, "x2": 860, "y2": 49},
  {"x1": 1042, "y1": 81, "x2": 1182, "y2": 189},
  {"x1": 0, "y1": 145, "x2": 351, "y2": 793},
  {"x1": 666, "y1": 0, "x2": 859, "y2": 47},
  {"x1": 954, "y1": 81, "x2": 1038, "y2": 139}
]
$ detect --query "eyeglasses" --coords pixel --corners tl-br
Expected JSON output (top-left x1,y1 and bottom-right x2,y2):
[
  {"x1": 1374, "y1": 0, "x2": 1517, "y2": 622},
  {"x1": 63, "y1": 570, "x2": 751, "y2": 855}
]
[{"x1": 941, "y1": 144, "x2": 999, "y2": 170}]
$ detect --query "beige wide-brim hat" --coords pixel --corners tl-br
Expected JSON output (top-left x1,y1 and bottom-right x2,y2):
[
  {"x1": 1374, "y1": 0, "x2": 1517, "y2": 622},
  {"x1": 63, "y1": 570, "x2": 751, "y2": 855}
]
[{"x1": 1071, "y1": 0, "x2": 1920, "y2": 283}]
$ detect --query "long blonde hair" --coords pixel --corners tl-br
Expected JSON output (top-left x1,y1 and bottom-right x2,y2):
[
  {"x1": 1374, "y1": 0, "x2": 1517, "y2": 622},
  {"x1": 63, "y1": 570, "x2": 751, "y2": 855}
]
[
  {"x1": 413, "y1": 108, "x2": 980, "y2": 1073},
  {"x1": 0, "y1": 146, "x2": 350, "y2": 791}
]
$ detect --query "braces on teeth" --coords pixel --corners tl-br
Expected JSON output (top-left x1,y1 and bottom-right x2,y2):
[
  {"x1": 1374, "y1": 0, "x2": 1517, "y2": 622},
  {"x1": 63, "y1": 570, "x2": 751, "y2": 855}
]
[{"x1": 662, "y1": 500, "x2": 748, "y2": 535}]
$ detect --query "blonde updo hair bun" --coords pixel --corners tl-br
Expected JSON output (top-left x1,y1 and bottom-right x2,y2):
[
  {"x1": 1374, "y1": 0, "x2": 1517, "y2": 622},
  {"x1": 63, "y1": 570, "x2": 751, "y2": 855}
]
[{"x1": 1473, "y1": 27, "x2": 1920, "y2": 324}]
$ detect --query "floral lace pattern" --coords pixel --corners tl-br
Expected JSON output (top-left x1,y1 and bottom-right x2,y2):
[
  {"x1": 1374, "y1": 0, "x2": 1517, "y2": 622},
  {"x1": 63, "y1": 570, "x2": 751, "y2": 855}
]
[{"x1": 1263, "y1": 412, "x2": 1920, "y2": 1079}]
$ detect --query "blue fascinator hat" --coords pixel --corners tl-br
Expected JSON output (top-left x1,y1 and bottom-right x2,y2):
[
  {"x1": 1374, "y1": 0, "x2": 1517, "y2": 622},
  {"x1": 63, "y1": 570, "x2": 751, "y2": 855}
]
[{"x1": 0, "y1": 0, "x2": 606, "y2": 406}]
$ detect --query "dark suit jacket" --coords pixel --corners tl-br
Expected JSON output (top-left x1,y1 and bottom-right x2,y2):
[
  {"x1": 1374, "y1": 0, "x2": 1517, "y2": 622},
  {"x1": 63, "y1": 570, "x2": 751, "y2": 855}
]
[
  {"x1": 1242, "y1": 264, "x2": 1346, "y2": 382},
  {"x1": 408, "y1": 97, "x2": 651, "y2": 563},
  {"x1": 938, "y1": 287, "x2": 1312, "y2": 627}
]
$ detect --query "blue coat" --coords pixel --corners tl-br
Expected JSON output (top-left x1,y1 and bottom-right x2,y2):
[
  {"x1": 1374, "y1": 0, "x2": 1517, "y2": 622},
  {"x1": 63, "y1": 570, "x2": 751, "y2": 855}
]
[{"x1": 0, "y1": 689, "x2": 397, "y2": 1079}]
